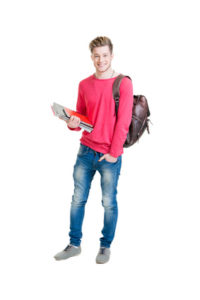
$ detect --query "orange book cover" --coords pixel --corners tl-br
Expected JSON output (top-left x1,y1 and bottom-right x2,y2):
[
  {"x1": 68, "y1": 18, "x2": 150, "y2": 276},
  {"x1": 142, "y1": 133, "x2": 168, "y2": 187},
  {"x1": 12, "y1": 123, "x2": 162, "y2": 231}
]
[{"x1": 63, "y1": 107, "x2": 92, "y2": 127}]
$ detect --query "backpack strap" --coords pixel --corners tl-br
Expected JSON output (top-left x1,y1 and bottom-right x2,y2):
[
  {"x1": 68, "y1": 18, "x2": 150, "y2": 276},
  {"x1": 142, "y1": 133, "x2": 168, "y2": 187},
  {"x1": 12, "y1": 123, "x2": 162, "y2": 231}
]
[{"x1": 112, "y1": 74, "x2": 132, "y2": 115}]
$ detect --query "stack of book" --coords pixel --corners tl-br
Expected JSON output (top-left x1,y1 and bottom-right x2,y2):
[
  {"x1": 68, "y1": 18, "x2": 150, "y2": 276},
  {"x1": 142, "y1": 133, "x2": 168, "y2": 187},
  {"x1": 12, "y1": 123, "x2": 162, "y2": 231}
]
[{"x1": 51, "y1": 102, "x2": 93, "y2": 133}]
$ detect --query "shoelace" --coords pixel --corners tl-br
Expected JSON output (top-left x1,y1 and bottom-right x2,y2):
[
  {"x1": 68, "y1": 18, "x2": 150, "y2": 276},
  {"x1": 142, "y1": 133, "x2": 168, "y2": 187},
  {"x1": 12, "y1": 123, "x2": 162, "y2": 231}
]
[
  {"x1": 64, "y1": 245, "x2": 73, "y2": 251},
  {"x1": 99, "y1": 247, "x2": 106, "y2": 255}
]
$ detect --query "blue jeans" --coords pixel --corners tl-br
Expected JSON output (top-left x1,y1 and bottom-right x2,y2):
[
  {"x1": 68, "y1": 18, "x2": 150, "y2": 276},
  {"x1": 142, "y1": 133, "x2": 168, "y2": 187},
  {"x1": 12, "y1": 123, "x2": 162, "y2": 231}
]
[{"x1": 69, "y1": 143, "x2": 122, "y2": 248}]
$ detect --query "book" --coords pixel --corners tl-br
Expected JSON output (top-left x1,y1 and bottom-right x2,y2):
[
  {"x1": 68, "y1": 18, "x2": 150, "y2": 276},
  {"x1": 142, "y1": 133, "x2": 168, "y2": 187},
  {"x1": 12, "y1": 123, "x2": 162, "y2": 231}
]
[{"x1": 51, "y1": 102, "x2": 93, "y2": 133}]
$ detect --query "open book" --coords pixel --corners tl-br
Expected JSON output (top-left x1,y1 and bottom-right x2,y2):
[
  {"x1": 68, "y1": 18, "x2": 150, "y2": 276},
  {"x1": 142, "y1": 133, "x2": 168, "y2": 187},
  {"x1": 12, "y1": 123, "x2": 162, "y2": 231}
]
[{"x1": 51, "y1": 102, "x2": 93, "y2": 133}]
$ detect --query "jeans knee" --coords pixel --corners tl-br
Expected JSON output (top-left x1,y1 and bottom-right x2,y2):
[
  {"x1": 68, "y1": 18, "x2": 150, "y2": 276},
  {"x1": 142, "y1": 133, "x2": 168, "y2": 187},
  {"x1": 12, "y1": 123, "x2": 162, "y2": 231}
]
[
  {"x1": 71, "y1": 194, "x2": 87, "y2": 207},
  {"x1": 101, "y1": 196, "x2": 117, "y2": 210}
]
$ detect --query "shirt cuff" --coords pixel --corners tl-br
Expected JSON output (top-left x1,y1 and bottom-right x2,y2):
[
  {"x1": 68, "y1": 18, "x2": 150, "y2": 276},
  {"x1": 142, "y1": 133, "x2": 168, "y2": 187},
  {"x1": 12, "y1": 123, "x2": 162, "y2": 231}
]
[{"x1": 67, "y1": 125, "x2": 81, "y2": 131}]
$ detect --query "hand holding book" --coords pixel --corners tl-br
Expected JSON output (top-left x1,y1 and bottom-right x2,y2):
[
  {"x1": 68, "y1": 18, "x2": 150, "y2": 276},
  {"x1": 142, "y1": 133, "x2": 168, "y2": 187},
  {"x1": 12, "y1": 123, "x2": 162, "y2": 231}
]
[{"x1": 67, "y1": 115, "x2": 81, "y2": 129}]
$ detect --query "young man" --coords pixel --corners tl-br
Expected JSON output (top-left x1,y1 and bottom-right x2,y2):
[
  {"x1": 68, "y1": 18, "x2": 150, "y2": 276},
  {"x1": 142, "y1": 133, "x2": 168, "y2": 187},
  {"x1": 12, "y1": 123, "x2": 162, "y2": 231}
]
[{"x1": 54, "y1": 36, "x2": 133, "y2": 264}]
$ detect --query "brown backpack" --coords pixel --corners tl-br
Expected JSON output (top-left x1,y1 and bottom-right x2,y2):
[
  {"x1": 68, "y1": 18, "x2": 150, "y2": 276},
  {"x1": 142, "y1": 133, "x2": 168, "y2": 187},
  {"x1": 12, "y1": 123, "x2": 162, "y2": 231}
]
[{"x1": 112, "y1": 74, "x2": 151, "y2": 148}]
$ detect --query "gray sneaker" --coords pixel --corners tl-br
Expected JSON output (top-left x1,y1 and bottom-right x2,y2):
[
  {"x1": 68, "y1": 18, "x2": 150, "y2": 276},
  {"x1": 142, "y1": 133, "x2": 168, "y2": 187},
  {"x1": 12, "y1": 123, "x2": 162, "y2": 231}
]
[
  {"x1": 96, "y1": 247, "x2": 111, "y2": 264},
  {"x1": 54, "y1": 244, "x2": 81, "y2": 261}
]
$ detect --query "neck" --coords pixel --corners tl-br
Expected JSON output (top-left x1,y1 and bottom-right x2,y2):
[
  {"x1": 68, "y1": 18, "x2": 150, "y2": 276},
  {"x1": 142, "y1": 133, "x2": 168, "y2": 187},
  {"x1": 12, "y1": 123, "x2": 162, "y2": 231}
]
[{"x1": 94, "y1": 67, "x2": 115, "y2": 79}]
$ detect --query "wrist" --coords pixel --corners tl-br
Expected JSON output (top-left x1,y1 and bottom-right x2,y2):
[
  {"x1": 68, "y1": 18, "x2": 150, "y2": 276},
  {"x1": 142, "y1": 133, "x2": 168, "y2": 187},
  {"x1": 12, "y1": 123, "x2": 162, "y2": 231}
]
[{"x1": 109, "y1": 153, "x2": 117, "y2": 159}]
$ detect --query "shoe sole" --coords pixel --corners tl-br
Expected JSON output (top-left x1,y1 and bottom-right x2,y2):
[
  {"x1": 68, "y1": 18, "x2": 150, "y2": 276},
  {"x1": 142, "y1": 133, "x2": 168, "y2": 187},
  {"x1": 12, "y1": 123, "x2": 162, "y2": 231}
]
[
  {"x1": 96, "y1": 259, "x2": 109, "y2": 264},
  {"x1": 54, "y1": 251, "x2": 81, "y2": 261}
]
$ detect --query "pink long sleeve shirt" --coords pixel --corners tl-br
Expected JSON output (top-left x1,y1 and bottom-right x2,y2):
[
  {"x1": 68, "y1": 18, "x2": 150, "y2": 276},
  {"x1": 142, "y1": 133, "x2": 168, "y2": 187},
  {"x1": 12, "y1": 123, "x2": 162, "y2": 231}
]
[{"x1": 68, "y1": 74, "x2": 134, "y2": 158}]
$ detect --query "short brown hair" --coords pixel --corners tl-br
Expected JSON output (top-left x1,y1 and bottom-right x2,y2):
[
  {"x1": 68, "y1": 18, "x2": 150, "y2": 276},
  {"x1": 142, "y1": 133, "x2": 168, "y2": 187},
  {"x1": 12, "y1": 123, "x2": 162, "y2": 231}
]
[{"x1": 89, "y1": 36, "x2": 113, "y2": 54}]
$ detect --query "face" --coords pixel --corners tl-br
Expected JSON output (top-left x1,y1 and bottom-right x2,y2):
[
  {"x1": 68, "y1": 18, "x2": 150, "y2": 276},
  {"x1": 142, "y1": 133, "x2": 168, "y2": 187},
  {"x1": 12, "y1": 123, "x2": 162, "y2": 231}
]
[{"x1": 91, "y1": 45, "x2": 113, "y2": 73}]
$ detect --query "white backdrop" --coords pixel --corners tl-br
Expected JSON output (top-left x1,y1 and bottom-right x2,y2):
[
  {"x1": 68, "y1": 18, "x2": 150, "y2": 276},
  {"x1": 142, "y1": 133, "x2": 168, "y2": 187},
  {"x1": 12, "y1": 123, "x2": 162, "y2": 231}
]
[{"x1": 0, "y1": 0, "x2": 199, "y2": 299}]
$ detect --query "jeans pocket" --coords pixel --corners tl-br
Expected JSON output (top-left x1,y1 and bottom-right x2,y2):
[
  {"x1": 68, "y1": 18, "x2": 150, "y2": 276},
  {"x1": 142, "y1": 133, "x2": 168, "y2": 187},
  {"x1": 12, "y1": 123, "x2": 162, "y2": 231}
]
[
  {"x1": 77, "y1": 144, "x2": 89, "y2": 156},
  {"x1": 105, "y1": 157, "x2": 118, "y2": 164}
]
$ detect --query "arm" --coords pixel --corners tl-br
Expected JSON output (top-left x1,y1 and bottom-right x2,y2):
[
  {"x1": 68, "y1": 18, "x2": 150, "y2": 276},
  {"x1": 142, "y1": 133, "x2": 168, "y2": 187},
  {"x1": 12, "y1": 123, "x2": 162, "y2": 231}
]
[
  {"x1": 109, "y1": 77, "x2": 134, "y2": 157},
  {"x1": 67, "y1": 82, "x2": 86, "y2": 131}
]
